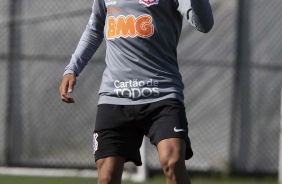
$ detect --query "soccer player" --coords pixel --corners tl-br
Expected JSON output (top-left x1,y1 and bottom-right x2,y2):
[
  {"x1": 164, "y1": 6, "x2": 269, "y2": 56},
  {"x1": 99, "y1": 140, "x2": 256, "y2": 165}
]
[{"x1": 59, "y1": 0, "x2": 213, "y2": 183}]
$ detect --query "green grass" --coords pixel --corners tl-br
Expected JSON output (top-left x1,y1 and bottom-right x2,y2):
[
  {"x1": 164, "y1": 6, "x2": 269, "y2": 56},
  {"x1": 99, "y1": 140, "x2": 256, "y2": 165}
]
[{"x1": 0, "y1": 174, "x2": 278, "y2": 184}]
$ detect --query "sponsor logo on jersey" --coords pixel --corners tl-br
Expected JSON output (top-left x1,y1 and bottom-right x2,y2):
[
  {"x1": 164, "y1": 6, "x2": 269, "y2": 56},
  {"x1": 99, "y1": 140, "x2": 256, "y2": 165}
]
[
  {"x1": 139, "y1": 0, "x2": 159, "y2": 7},
  {"x1": 107, "y1": 7, "x2": 121, "y2": 14},
  {"x1": 93, "y1": 133, "x2": 98, "y2": 154},
  {"x1": 105, "y1": 0, "x2": 117, "y2": 7},
  {"x1": 114, "y1": 79, "x2": 160, "y2": 99},
  {"x1": 106, "y1": 14, "x2": 154, "y2": 39}
]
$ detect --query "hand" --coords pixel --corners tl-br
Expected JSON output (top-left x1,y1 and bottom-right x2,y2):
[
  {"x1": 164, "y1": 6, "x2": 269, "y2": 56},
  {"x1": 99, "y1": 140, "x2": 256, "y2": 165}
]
[{"x1": 59, "y1": 73, "x2": 76, "y2": 103}]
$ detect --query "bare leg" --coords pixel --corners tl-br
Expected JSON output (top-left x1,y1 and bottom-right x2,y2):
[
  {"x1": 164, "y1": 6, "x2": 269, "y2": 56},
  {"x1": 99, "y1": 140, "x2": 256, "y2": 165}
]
[
  {"x1": 157, "y1": 138, "x2": 191, "y2": 184},
  {"x1": 96, "y1": 156, "x2": 125, "y2": 184}
]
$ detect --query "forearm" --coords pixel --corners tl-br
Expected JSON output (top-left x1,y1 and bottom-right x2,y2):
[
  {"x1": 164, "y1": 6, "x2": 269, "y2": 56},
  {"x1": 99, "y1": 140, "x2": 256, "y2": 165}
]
[
  {"x1": 190, "y1": 0, "x2": 214, "y2": 33},
  {"x1": 64, "y1": 26, "x2": 104, "y2": 76}
]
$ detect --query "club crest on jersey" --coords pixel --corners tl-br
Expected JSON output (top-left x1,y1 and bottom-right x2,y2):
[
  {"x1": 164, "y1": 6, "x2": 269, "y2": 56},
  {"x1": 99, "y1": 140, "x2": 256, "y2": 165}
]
[{"x1": 139, "y1": 0, "x2": 159, "y2": 7}]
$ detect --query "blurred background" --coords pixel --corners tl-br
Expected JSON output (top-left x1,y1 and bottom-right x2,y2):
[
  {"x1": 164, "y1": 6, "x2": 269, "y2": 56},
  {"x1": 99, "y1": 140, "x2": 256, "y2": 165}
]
[{"x1": 0, "y1": 0, "x2": 281, "y2": 181}]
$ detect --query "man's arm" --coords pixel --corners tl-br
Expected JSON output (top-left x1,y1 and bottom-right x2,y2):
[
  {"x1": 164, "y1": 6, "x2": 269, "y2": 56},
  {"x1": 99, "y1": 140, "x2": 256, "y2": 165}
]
[
  {"x1": 60, "y1": 0, "x2": 107, "y2": 103},
  {"x1": 177, "y1": 0, "x2": 214, "y2": 33},
  {"x1": 64, "y1": 0, "x2": 107, "y2": 76}
]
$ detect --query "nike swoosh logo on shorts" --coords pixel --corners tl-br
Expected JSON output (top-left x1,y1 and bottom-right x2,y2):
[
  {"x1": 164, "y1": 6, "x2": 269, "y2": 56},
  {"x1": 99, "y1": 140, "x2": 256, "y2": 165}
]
[{"x1": 174, "y1": 127, "x2": 186, "y2": 132}]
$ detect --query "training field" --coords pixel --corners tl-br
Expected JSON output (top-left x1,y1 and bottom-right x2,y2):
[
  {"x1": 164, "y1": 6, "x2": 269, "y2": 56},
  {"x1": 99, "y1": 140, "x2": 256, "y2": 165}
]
[{"x1": 0, "y1": 174, "x2": 278, "y2": 184}]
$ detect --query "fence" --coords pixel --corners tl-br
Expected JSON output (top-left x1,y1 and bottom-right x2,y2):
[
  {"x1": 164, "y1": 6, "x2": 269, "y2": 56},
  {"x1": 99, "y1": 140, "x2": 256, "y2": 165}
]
[{"x1": 0, "y1": 0, "x2": 281, "y2": 176}]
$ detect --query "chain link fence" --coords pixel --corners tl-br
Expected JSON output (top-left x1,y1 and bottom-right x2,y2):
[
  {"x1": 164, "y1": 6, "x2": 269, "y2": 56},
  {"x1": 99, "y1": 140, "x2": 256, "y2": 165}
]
[{"x1": 0, "y1": 0, "x2": 281, "y2": 174}]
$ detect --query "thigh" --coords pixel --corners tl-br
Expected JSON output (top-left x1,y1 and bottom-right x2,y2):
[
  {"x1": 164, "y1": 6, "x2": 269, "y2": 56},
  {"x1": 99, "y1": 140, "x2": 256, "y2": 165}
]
[
  {"x1": 93, "y1": 104, "x2": 144, "y2": 166},
  {"x1": 146, "y1": 98, "x2": 193, "y2": 160},
  {"x1": 157, "y1": 138, "x2": 186, "y2": 161}
]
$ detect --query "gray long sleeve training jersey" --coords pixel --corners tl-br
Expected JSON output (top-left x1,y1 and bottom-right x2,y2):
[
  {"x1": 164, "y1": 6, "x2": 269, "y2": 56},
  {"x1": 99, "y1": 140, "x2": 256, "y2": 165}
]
[{"x1": 64, "y1": 0, "x2": 214, "y2": 105}]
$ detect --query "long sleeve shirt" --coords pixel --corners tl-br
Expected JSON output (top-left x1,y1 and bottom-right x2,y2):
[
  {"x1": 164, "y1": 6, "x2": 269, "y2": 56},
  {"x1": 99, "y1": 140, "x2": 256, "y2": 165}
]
[{"x1": 64, "y1": 0, "x2": 214, "y2": 105}]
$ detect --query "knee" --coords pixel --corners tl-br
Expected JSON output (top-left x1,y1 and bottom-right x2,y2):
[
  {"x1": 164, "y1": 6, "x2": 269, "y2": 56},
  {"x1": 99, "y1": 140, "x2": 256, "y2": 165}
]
[
  {"x1": 98, "y1": 170, "x2": 122, "y2": 184},
  {"x1": 160, "y1": 157, "x2": 191, "y2": 184},
  {"x1": 98, "y1": 174, "x2": 114, "y2": 184},
  {"x1": 157, "y1": 139, "x2": 189, "y2": 182},
  {"x1": 96, "y1": 157, "x2": 124, "y2": 184},
  {"x1": 159, "y1": 155, "x2": 181, "y2": 179}
]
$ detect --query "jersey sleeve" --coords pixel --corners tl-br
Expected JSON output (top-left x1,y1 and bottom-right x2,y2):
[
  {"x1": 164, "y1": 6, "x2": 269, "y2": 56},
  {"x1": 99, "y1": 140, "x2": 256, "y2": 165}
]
[
  {"x1": 64, "y1": 0, "x2": 107, "y2": 76},
  {"x1": 177, "y1": 0, "x2": 214, "y2": 33}
]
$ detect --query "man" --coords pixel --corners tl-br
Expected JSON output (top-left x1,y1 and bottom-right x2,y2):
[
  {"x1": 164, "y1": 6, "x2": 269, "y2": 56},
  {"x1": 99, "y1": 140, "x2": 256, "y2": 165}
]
[{"x1": 59, "y1": 0, "x2": 213, "y2": 183}]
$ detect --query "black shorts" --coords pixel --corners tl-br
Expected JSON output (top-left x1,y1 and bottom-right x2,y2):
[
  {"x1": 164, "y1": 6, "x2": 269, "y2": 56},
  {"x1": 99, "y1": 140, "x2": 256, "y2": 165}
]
[{"x1": 93, "y1": 98, "x2": 193, "y2": 166}]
